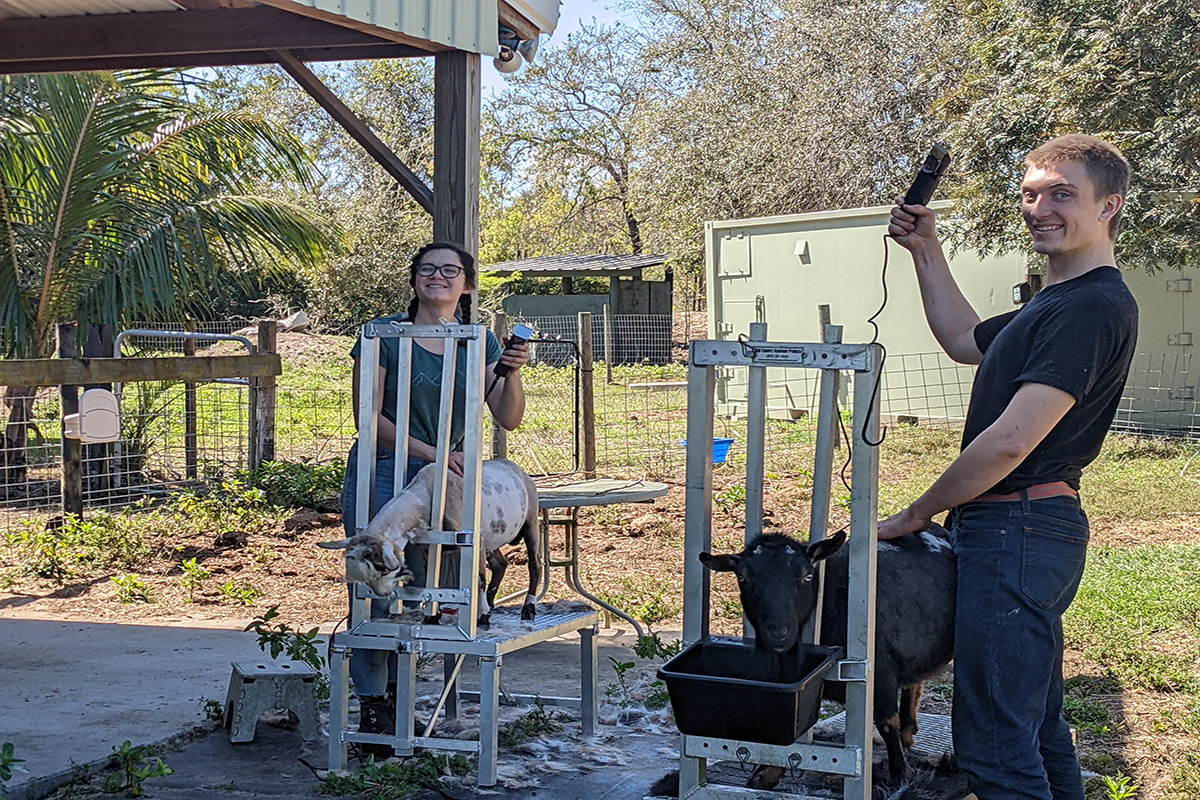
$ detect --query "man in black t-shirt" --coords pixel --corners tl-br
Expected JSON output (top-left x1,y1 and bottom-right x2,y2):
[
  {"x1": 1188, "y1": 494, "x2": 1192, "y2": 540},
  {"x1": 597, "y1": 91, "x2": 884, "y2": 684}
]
[{"x1": 880, "y1": 135, "x2": 1137, "y2": 800}]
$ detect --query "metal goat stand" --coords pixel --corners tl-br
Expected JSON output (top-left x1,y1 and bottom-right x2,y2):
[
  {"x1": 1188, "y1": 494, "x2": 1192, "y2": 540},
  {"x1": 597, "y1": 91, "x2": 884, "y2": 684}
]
[
  {"x1": 680, "y1": 322, "x2": 882, "y2": 800},
  {"x1": 327, "y1": 322, "x2": 599, "y2": 785}
]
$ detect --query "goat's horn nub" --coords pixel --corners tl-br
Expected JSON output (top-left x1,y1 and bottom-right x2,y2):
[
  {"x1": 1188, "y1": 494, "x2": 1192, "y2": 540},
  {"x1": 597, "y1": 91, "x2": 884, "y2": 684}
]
[{"x1": 316, "y1": 538, "x2": 353, "y2": 550}]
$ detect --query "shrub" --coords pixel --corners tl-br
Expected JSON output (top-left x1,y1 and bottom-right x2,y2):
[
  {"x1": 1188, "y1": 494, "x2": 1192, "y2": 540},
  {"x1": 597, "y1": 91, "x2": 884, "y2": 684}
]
[{"x1": 243, "y1": 461, "x2": 344, "y2": 512}]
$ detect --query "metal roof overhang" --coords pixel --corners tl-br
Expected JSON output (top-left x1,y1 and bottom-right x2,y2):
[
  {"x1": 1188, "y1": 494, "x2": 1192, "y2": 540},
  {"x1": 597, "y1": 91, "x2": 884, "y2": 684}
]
[
  {"x1": 0, "y1": 0, "x2": 559, "y2": 75},
  {"x1": 484, "y1": 253, "x2": 667, "y2": 278}
]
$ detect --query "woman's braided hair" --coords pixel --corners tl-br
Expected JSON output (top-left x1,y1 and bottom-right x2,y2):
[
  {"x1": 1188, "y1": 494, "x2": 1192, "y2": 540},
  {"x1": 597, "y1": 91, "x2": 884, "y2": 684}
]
[{"x1": 405, "y1": 242, "x2": 476, "y2": 323}]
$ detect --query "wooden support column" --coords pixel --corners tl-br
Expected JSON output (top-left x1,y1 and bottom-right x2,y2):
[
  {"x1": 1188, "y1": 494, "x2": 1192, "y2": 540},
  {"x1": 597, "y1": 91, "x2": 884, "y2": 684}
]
[
  {"x1": 254, "y1": 321, "x2": 278, "y2": 468},
  {"x1": 58, "y1": 323, "x2": 82, "y2": 518},
  {"x1": 434, "y1": 49, "x2": 481, "y2": 320},
  {"x1": 578, "y1": 312, "x2": 597, "y2": 478}
]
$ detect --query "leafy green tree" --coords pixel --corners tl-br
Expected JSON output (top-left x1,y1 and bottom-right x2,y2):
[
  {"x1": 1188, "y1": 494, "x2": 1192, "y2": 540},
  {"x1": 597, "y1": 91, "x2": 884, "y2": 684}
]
[
  {"x1": 927, "y1": 0, "x2": 1200, "y2": 270},
  {"x1": 634, "y1": 0, "x2": 952, "y2": 268},
  {"x1": 0, "y1": 71, "x2": 335, "y2": 471},
  {"x1": 201, "y1": 61, "x2": 437, "y2": 331},
  {"x1": 490, "y1": 24, "x2": 656, "y2": 257}
]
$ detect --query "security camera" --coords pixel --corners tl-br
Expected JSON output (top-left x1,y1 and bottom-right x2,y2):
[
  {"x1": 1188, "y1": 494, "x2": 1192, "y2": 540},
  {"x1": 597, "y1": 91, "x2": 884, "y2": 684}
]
[
  {"x1": 517, "y1": 36, "x2": 540, "y2": 63},
  {"x1": 494, "y1": 46, "x2": 523, "y2": 74}
]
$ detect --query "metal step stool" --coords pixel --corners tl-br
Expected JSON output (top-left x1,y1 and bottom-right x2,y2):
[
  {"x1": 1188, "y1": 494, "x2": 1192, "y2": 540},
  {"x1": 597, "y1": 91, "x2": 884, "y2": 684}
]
[{"x1": 224, "y1": 660, "x2": 320, "y2": 743}]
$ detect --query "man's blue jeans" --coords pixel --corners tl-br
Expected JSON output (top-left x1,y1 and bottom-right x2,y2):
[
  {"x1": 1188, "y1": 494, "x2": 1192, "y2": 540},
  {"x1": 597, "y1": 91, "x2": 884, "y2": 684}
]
[
  {"x1": 340, "y1": 442, "x2": 427, "y2": 698},
  {"x1": 950, "y1": 493, "x2": 1088, "y2": 800}
]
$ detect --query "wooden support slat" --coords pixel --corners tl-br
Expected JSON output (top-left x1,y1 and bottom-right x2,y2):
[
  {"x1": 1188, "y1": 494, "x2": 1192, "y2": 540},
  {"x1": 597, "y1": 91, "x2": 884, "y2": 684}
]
[
  {"x1": 433, "y1": 50, "x2": 482, "y2": 267},
  {"x1": 0, "y1": 354, "x2": 281, "y2": 387},
  {"x1": 0, "y1": 7, "x2": 417, "y2": 64},
  {"x1": 58, "y1": 324, "x2": 83, "y2": 518},
  {"x1": 498, "y1": 1, "x2": 540, "y2": 41},
  {"x1": 0, "y1": 43, "x2": 421, "y2": 75},
  {"x1": 275, "y1": 49, "x2": 435, "y2": 214}
]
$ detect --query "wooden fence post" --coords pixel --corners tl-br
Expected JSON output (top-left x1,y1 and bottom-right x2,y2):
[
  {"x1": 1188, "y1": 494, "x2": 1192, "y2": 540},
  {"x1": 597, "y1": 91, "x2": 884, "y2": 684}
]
[
  {"x1": 253, "y1": 320, "x2": 278, "y2": 470},
  {"x1": 184, "y1": 333, "x2": 198, "y2": 480},
  {"x1": 58, "y1": 323, "x2": 83, "y2": 518},
  {"x1": 491, "y1": 312, "x2": 508, "y2": 460},
  {"x1": 603, "y1": 304, "x2": 614, "y2": 385},
  {"x1": 578, "y1": 312, "x2": 597, "y2": 479}
]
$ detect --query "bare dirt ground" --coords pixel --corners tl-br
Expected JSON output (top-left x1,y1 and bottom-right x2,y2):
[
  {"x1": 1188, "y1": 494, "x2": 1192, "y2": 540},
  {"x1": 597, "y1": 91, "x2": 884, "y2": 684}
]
[{"x1": 3, "y1": 481, "x2": 1191, "y2": 796}]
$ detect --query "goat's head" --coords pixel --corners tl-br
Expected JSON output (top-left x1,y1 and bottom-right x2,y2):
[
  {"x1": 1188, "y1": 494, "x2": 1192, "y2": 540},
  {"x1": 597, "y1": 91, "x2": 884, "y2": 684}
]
[
  {"x1": 317, "y1": 535, "x2": 414, "y2": 597},
  {"x1": 700, "y1": 530, "x2": 846, "y2": 653}
]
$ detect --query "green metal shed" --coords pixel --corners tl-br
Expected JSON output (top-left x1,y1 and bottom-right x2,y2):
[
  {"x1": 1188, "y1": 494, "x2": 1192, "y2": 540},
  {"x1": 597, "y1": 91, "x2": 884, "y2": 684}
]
[{"x1": 706, "y1": 202, "x2": 1026, "y2": 422}]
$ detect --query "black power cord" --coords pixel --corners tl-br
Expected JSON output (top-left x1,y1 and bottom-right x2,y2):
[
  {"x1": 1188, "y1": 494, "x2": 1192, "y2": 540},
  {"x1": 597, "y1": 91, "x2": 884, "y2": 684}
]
[{"x1": 860, "y1": 235, "x2": 891, "y2": 447}]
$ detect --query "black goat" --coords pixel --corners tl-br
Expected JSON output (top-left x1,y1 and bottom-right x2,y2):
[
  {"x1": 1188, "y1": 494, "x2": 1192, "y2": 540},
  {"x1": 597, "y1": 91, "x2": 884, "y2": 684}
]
[{"x1": 700, "y1": 526, "x2": 956, "y2": 784}]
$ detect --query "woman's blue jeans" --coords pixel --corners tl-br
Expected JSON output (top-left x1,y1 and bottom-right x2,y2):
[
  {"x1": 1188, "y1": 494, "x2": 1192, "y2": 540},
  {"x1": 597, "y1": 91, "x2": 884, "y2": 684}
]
[
  {"x1": 950, "y1": 492, "x2": 1088, "y2": 800},
  {"x1": 340, "y1": 442, "x2": 427, "y2": 698}
]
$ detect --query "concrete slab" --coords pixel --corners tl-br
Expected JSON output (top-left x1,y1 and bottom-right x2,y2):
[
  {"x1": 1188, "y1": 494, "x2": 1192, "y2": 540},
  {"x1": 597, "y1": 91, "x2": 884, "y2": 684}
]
[
  {"x1": 0, "y1": 617, "x2": 288, "y2": 800},
  {"x1": 0, "y1": 613, "x2": 671, "y2": 800}
]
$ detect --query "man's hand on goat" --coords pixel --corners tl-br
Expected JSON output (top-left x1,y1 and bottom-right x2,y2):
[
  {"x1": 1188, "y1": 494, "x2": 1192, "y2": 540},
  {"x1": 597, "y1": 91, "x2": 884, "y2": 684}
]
[{"x1": 877, "y1": 506, "x2": 931, "y2": 540}]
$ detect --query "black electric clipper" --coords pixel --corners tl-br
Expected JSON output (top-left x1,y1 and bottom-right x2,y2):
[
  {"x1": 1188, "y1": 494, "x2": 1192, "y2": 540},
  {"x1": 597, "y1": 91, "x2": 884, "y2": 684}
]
[
  {"x1": 904, "y1": 143, "x2": 952, "y2": 206},
  {"x1": 493, "y1": 323, "x2": 534, "y2": 378}
]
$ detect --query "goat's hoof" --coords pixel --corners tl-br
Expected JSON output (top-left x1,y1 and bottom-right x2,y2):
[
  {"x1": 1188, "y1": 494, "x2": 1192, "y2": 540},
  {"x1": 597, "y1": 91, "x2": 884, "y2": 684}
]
[
  {"x1": 887, "y1": 761, "x2": 913, "y2": 785},
  {"x1": 477, "y1": 614, "x2": 491, "y2": 628},
  {"x1": 520, "y1": 604, "x2": 536, "y2": 621},
  {"x1": 747, "y1": 765, "x2": 785, "y2": 790}
]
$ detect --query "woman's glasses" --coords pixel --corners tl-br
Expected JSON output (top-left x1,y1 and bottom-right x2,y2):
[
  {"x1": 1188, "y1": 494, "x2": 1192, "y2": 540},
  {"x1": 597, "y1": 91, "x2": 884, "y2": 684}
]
[{"x1": 415, "y1": 263, "x2": 464, "y2": 278}]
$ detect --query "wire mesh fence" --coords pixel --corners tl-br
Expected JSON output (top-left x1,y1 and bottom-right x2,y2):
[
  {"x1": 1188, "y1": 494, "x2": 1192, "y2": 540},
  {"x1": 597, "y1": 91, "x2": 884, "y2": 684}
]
[
  {"x1": 512, "y1": 313, "x2": 673, "y2": 366},
  {"x1": 7, "y1": 308, "x2": 1200, "y2": 537}
]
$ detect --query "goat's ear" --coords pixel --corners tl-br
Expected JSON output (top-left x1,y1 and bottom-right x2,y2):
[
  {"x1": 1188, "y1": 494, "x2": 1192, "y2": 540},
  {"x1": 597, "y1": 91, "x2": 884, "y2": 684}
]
[
  {"x1": 806, "y1": 529, "x2": 847, "y2": 564},
  {"x1": 317, "y1": 538, "x2": 353, "y2": 550},
  {"x1": 699, "y1": 552, "x2": 741, "y2": 573}
]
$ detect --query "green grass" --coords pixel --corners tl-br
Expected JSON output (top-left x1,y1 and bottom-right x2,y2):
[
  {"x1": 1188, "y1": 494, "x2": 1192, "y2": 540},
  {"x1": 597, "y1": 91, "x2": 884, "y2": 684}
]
[
  {"x1": 1082, "y1": 435, "x2": 1200, "y2": 523},
  {"x1": 1065, "y1": 544, "x2": 1200, "y2": 692},
  {"x1": 1066, "y1": 542, "x2": 1200, "y2": 797}
]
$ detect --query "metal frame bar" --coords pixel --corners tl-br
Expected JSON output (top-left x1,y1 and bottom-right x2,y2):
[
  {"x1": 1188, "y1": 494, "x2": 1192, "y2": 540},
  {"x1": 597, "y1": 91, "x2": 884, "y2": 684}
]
[{"x1": 679, "y1": 331, "x2": 882, "y2": 800}]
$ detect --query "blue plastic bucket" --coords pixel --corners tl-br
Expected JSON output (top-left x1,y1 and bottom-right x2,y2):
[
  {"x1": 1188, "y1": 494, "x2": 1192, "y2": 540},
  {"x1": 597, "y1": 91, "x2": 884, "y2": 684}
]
[{"x1": 681, "y1": 437, "x2": 735, "y2": 465}]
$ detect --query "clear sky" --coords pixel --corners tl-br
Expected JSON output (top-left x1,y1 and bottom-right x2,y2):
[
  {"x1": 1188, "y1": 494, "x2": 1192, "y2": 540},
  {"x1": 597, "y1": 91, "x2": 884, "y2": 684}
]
[{"x1": 481, "y1": 0, "x2": 628, "y2": 99}]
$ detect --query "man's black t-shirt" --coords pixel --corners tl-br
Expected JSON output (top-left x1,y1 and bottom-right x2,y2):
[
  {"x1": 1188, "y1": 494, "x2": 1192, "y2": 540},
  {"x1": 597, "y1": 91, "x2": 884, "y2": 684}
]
[{"x1": 962, "y1": 266, "x2": 1138, "y2": 495}]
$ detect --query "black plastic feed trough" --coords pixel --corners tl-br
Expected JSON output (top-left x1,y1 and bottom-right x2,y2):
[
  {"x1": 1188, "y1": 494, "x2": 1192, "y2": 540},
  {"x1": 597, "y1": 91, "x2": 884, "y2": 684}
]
[{"x1": 658, "y1": 638, "x2": 842, "y2": 746}]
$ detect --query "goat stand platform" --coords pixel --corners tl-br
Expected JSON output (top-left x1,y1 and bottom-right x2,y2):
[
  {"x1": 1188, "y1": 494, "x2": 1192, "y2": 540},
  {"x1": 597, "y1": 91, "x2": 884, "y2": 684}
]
[
  {"x1": 678, "y1": 324, "x2": 883, "y2": 800},
  {"x1": 326, "y1": 322, "x2": 600, "y2": 788}
]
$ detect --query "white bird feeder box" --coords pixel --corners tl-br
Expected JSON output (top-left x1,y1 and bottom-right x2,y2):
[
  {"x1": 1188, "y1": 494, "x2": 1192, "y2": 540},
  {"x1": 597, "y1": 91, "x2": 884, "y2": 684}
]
[{"x1": 63, "y1": 388, "x2": 121, "y2": 443}]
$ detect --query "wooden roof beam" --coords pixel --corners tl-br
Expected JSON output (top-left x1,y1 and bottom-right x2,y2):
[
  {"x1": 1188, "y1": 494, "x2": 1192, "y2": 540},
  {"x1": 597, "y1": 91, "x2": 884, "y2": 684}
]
[
  {"x1": 274, "y1": 49, "x2": 434, "y2": 214},
  {"x1": 0, "y1": 7, "x2": 429, "y2": 65},
  {"x1": 0, "y1": 44, "x2": 420, "y2": 75}
]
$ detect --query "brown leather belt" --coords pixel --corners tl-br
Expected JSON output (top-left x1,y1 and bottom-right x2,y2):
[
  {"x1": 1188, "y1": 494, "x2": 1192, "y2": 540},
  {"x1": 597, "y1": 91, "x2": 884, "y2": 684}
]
[{"x1": 973, "y1": 481, "x2": 1079, "y2": 503}]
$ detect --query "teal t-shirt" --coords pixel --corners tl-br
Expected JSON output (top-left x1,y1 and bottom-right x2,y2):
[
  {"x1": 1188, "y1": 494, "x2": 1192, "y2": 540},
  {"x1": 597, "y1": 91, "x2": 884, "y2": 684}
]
[{"x1": 350, "y1": 313, "x2": 503, "y2": 449}]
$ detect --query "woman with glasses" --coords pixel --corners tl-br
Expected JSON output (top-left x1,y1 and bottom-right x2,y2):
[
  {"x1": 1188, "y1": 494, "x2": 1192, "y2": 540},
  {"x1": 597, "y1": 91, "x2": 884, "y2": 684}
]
[{"x1": 338, "y1": 241, "x2": 529, "y2": 756}]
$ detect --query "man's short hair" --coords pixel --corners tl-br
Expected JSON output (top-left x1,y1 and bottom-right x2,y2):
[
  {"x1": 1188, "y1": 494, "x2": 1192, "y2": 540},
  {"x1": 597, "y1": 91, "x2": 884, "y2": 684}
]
[{"x1": 1025, "y1": 134, "x2": 1131, "y2": 237}]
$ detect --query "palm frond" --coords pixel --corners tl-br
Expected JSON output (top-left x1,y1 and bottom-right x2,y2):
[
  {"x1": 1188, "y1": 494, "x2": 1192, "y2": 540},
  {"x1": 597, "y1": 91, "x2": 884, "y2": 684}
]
[{"x1": 0, "y1": 71, "x2": 337, "y2": 358}]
